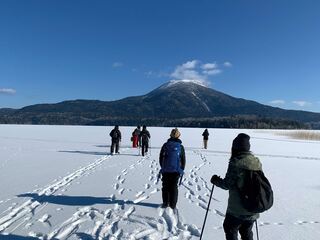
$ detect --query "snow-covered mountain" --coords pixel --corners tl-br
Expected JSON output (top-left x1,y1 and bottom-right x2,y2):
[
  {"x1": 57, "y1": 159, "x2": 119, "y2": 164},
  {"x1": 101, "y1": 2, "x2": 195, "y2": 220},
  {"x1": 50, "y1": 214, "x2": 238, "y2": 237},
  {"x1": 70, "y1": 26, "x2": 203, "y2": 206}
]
[{"x1": 1, "y1": 81, "x2": 320, "y2": 127}]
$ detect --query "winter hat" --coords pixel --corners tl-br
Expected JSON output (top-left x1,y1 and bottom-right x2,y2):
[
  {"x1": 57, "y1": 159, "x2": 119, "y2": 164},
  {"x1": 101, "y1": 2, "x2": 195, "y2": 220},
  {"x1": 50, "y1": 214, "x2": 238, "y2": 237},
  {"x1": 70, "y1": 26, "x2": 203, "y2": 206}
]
[
  {"x1": 170, "y1": 128, "x2": 181, "y2": 139},
  {"x1": 232, "y1": 133, "x2": 250, "y2": 152}
]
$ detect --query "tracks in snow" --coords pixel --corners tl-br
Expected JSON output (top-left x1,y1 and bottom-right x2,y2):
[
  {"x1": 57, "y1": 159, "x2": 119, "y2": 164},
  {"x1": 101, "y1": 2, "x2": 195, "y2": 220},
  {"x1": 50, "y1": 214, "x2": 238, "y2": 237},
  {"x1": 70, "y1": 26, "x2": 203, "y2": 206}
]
[
  {"x1": 1, "y1": 147, "x2": 318, "y2": 239},
  {"x1": 0, "y1": 154, "x2": 112, "y2": 234}
]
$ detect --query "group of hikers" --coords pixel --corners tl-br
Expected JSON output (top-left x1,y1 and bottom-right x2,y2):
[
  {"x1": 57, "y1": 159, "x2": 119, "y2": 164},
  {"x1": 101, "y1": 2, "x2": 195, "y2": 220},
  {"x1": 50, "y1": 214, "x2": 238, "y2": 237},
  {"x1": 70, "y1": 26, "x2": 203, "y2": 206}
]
[
  {"x1": 109, "y1": 125, "x2": 151, "y2": 156},
  {"x1": 108, "y1": 126, "x2": 273, "y2": 240},
  {"x1": 109, "y1": 125, "x2": 210, "y2": 155}
]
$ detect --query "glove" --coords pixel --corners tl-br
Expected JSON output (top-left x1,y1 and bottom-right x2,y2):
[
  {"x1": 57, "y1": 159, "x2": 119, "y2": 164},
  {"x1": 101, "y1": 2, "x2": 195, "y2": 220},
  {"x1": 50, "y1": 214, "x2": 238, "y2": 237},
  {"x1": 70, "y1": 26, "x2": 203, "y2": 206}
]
[{"x1": 211, "y1": 175, "x2": 221, "y2": 185}]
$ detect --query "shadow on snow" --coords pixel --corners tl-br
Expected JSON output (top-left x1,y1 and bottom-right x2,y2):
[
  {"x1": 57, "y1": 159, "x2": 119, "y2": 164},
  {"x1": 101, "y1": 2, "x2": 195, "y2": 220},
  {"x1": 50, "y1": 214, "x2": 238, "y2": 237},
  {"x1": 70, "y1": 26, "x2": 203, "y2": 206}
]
[
  {"x1": 0, "y1": 235, "x2": 40, "y2": 240},
  {"x1": 17, "y1": 193, "x2": 160, "y2": 209}
]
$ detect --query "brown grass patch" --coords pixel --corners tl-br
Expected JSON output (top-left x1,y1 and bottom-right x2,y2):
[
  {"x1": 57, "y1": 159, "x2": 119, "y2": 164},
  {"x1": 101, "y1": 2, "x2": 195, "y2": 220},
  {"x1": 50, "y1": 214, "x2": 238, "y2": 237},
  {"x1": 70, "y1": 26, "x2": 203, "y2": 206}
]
[{"x1": 276, "y1": 130, "x2": 320, "y2": 141}]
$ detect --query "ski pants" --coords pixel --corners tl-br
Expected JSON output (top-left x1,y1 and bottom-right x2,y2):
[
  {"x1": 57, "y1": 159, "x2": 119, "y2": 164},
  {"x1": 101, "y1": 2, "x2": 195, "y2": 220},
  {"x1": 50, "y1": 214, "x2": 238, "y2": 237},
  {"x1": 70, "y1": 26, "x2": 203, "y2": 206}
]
[
  {"x1": 132, "y1": 135, "x2": 139, "y2": 148},
  {"x1": 141, "y1": 141, "x2": 149, "y2": 156},
  {"x1": 110, "y1": 139, "x2": 120, "y2": 154},
  {"x1": 223, "y1": 214, "x2": 255, "y2": 240},
  {"x1": 161, "y1": 172, "x2": 180, "y2": 209},
  {"x1": 203, "y1": 139, "x2": 208, "y2": 149}
]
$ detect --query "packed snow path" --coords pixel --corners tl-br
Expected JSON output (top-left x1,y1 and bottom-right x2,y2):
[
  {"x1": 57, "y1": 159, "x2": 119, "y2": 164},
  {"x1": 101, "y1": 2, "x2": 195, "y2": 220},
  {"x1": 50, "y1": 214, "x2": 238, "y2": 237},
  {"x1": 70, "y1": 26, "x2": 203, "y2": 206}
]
[{"x1": 0, "y1": 125, "x2": 320, "y2": 239}]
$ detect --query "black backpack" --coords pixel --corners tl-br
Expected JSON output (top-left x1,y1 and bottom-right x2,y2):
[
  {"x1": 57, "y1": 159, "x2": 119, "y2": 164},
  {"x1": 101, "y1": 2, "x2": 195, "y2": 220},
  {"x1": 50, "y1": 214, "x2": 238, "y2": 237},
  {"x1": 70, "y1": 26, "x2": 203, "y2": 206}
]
[
  {"x1": 141, "y1": 131, "x2": 149, "y2": 142},
  {"x1": 240, "y1": 169, "x2": 274, "y2": 213},
  {"x1": 111, "y1": 130, "x2": 119, "y2": 139}
]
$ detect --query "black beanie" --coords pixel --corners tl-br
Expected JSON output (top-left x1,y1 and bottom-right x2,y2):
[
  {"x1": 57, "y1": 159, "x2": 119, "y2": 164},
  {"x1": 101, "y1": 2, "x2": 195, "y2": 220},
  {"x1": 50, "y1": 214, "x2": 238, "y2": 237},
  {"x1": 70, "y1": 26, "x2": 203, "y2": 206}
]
[{"x1": 232, "y1": 133, "x2": 250, "y2": 152}]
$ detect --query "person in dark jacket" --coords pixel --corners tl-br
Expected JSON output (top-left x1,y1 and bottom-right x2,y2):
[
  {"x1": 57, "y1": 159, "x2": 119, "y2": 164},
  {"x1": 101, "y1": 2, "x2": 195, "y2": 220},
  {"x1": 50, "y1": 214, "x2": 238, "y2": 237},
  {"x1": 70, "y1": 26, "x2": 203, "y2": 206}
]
[
  {"x1": 159, "y1": 128, "x2": 186, "y2": 209},
  {"x1": 211, "y1": 133, "x2": 262, "y2": 240},
  {"x1": 202, "y1": 128, "x2": 209, "y2": 149},
  {"x1": 132, "y1": 126, "x2": 141, "y2": 148},
  {"x1": 139, "y1": 125, "x2": 150, "y2": 156},
  {"x1": 109, "y1": 125, "x2": 121, "y2": 155}
]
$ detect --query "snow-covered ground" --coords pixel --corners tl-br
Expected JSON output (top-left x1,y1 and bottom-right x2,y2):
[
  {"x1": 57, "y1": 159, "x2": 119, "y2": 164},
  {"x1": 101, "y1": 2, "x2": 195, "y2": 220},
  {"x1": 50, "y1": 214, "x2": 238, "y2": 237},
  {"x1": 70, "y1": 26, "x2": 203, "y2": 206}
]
[{"x1": 0, "y1": 125, "x2": 319, "y2": 239}]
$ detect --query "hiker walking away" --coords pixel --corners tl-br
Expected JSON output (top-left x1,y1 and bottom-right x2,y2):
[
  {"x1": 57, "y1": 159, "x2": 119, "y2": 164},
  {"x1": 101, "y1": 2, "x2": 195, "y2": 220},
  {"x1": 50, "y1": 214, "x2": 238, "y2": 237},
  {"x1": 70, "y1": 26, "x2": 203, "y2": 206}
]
[
  {"x1": 202, "y1": 128, "x2": 209, "y2": 149},
  {"x1": 139, "y1": 125, "x2": 150, "y2": 156},
  {"x1": 159, "y1": 128, "x2": 186, "y2": 209},
  {"x1": 210, "y1": 133, "x2": 263, "y2": 240},
  {"x1": 131, "y1": 126, "x2": 141, "y2": 148},
  {"x1": 109, "y1": 125, "x2": 121, "y2": 155}
]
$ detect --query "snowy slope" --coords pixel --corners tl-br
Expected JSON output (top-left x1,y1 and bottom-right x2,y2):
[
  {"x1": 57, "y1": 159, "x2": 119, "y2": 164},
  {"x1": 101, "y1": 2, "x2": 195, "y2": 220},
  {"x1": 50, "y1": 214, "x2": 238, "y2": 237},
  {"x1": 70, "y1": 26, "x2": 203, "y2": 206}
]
[{"x1": 0, "y1": 125, "x2": 320, "y2": 239}]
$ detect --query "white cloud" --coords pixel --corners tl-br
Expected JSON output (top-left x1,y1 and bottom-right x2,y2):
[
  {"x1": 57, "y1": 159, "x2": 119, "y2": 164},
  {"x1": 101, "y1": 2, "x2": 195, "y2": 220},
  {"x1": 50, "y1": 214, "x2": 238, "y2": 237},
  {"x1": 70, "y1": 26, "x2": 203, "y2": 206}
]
[
  {"x1": 112, "y1": 62, "x2": 123, "y2": 68},
  {"x1": 181, "y1": 60, "x2": 198, "y2": 69},
  {"x1": 0, "y1": 88, "x2": 16, "y2": 95},
  {"x1": 223, "y1": 61, "x2": 232, "y2": 67},
  {"x1": 170, "y1": 60, "x2": 226, "y2": 86},
  {"x1": 203, "y1": 69, "x2": 222, "y2": 76},
  {"x1": 292, "y1": 101, "x2": 312, "y2": 107},
  {"x1": 270, "y1": 100, "x2": 285, "y2": 105},
  {"x1": 171, "y1": 60, "x2": 204, "y2": 82},
  {"x1": 201, "y1": 62, "x2": 218, "y2": 70}
]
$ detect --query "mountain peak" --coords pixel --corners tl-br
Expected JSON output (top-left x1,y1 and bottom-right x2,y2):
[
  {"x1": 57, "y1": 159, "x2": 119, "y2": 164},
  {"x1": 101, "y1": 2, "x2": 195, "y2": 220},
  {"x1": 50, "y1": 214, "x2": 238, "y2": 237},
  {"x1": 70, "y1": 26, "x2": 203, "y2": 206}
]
[{"x1": 160, "y1": 79, "x2": 209, "y2": 89}]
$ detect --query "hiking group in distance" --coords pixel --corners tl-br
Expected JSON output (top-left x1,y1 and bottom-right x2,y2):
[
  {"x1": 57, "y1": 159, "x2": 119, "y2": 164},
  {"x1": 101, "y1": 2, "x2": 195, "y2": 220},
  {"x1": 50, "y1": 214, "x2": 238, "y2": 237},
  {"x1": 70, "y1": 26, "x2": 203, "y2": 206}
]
[{"x1": 108, "y1": 126, "x2": 273, "y2": 240}]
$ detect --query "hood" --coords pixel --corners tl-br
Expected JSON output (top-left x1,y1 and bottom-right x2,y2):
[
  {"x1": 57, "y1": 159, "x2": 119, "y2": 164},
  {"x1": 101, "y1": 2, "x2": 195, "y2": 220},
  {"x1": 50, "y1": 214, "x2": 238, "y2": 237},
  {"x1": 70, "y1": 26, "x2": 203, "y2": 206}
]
[{"x1": 232, "y1": 152, "x2": 262, "y2": 171}]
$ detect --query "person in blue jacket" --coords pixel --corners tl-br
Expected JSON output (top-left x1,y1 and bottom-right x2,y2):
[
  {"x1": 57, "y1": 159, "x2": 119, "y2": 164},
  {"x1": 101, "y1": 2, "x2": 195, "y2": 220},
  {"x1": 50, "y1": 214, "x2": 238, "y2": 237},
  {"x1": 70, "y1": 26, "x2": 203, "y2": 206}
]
[{"x1": 159, "y1": 128, "x2": 186, "y2": 209}]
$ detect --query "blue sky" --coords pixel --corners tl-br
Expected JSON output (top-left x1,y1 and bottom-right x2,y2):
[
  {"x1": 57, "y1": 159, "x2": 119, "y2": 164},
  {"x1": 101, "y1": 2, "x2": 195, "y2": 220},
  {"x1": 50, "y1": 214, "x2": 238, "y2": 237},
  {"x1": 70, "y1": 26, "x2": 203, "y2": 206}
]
[{"x1": 0, "y1": 0, "x2": 320, "y2": 112}]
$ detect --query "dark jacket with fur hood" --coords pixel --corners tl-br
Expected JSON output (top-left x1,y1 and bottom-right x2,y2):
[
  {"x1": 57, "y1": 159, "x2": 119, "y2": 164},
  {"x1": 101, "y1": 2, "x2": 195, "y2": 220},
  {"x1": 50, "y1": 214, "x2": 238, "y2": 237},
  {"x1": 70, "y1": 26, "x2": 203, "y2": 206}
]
[{"x1": 214, "y1": 152, "x2": 262, "y2": 220}]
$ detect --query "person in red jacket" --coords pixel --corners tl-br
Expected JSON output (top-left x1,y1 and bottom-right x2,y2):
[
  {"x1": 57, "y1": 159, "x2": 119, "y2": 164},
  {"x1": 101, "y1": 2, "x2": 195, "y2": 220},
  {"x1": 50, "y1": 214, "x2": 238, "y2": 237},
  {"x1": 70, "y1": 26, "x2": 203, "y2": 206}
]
[{"x1": 131, "y1": 126, "x2": 141, "y2": 148}]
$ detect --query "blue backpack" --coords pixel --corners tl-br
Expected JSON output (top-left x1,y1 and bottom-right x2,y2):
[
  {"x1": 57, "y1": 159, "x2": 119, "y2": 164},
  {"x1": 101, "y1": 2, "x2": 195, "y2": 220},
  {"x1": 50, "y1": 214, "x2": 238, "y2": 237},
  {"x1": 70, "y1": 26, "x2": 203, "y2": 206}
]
[{"x1": 161, "y1": 141, "x2": 183, "y2": 174}]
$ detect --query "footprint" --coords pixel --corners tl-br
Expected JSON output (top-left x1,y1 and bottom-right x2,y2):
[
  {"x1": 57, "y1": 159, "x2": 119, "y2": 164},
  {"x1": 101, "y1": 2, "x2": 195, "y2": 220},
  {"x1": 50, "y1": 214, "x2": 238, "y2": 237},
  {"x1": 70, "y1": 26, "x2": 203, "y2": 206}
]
[
  {"x1": 214, "y1": 209, "x2": 225, "y2": 217},
  {"x1": 124, "y1": 206, "x2": 135, "y2": 218},
  {"x1": 135, "y1": 191, "x2": 145, "y2": 198},
  {"x1": 104, "y1": 209, "x2": 112, "y2": 219},
  {"x1": 114, "y1": 183, "x2": 119, "y2": 190},
  {"x1": 273, "y1": 222, "x2": 284, "y2": 225},
  {"x1": 185, "y1": 192, "x2": 191, "y2": 200},
  {"x1": 118, "y1": 188, "x2": 125, "y2": 195},
  {"x1": 196, "y1": 195, "x2": 207, "y2": 203},
  {"x1": 187, "y1": 181, "x2": 193, "y2": 186},
  {"x1": 25, "y1": 223, "x2": 33, "y2": 229},
  {"x1": 150, "y1": 188, "x2": 160, "y2": 194},
  {"x1": 145, "y1": 184, "x2": 151, "y2": 189},
  {"x1": 38, "y1": 214, "x2": 51, "y2": 225},
  {"x1": 133, "y1": 195, "x2": 149, "y2": 204},
  {"x1": 197, "y1": 202, "x2": 207, "y2": 210}
]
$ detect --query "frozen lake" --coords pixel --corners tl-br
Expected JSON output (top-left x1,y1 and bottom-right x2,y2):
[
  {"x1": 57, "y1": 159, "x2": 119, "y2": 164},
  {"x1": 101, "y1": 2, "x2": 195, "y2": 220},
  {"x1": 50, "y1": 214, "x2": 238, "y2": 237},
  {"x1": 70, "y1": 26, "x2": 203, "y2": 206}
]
[{"x1": 0, "y1": 125, "x2": 319, "y2": 239}]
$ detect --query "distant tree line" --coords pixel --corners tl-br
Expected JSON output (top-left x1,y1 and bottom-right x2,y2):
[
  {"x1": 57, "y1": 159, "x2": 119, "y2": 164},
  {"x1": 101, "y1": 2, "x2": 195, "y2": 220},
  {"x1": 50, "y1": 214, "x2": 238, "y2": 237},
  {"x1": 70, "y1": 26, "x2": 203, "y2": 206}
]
[{"x1": 0, "y1": 112, "x2": 310, "y2": 129}]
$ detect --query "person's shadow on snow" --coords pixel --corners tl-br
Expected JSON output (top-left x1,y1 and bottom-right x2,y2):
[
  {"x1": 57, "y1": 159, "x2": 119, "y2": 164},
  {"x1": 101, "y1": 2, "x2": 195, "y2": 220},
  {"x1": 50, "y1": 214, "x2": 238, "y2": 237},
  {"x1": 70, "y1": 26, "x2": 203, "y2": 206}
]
[
  {"x1": 0, "y1": 234, "x2": 40, "y2": 240},
  {"x1": 58, "y1": 150, "x2": 141, "y2": 156},
  {"x1": 58, "y1": 150, "x2": 107, "y2": 156},
  {"x1": 17, "y1": 193, "x2": 159, "y2": 208}
]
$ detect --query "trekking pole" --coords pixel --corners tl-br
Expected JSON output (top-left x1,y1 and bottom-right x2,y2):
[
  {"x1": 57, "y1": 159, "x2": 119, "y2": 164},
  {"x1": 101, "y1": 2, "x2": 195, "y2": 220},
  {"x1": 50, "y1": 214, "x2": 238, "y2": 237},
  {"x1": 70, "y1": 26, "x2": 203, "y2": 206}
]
[
  {"x1": 199, "y1": 184, "x2": 215, "y2": 240},
  {"x1": 156, "y1": 171, "x2": 161, "y2": 184},
  {"x1": 255, "y1": 220, "x2": 260, "y2": 240},
  {"x1": 179, "y1": 173, "x2": 184, "y2": 186},
  {"x1": 149, "y1": 139, "x2": 152, "y2": 156}
]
